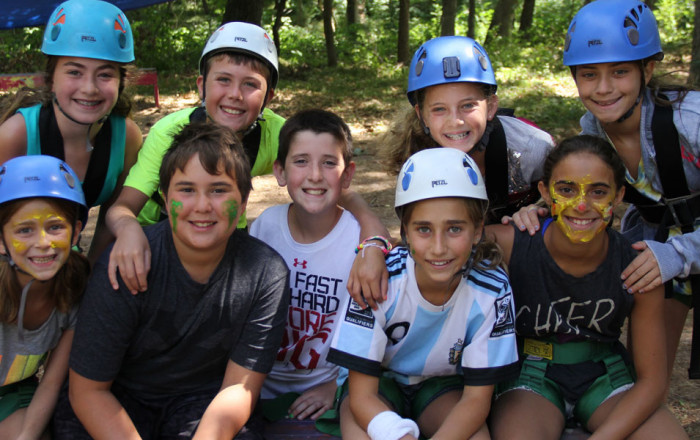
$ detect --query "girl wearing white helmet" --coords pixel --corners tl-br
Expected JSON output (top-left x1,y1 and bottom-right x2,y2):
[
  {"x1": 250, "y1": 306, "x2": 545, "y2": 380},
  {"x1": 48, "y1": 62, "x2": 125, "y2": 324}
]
[
  {"x1": 328, "y1": 148, "x2": 519, "y2": 440},
  {"x1": 512, "y1": 0, "x2": 700, "y2": 384},
  {"x1": 107, "y1": 22, "x2": 389, "y2": 309},
  {"x1": 0, "y1": 155, "x2": 90, "y2": 439},
  {"x1": 381, "y1": 35, "x2": 555, "y2": 223},
  {"x1": 487, "y1": 135, "x2": 687, "y2": 439},
  {"x1": 0, "y1": 0, "x2": 142, "y2": 263}
]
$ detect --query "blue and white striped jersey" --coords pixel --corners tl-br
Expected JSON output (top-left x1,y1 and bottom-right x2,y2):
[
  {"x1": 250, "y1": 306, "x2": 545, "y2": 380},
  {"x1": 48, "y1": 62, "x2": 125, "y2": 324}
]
[{"x1": 327, "y1": 247, "x2": 519, "y2": 386}]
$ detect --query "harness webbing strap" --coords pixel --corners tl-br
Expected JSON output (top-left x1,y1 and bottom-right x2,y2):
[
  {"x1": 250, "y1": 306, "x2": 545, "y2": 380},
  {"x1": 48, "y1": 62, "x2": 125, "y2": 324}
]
[
  {"x1": 621, "y1": 97, "x2": 700, "y2": 379},
  {"x1": 485, "y1": 115, "x2": 508, "y2": 211}
]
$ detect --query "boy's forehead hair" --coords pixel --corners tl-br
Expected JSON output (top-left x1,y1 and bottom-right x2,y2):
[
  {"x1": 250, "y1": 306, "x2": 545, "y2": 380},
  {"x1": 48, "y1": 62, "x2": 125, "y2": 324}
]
[
  {"x1": 204, "y1": 52, "x2": 271, "y2": 84},
  {"x1": 277, "y1": 109, "x2": 353, "y2": 168},
  {"x1": 159, "y1": 122, "x2": 252, "y2": 202}
]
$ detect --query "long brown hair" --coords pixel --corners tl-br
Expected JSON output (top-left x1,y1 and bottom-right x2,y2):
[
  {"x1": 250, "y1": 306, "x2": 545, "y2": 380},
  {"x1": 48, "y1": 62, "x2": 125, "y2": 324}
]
[
  {"x1": 0, "y1": 198, "x2": 89, "y2": 323},
  {"x1": 0, "y1": 56, "x2": 133, "y2": 124}
]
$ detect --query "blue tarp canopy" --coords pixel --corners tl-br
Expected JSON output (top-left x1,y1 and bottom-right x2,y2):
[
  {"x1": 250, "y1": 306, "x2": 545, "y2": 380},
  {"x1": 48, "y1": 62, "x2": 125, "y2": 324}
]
[{"x1": 2, "y1": 0, "x2": 172, "y2": 30}]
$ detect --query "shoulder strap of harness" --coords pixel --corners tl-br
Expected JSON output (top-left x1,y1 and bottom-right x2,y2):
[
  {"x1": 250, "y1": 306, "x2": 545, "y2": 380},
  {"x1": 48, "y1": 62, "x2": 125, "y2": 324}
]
[
  {"x1": 485, "y1": 114, "x2": 508, "y2": 210},
  {"x1": 38, "y1": 104, "x2": 110, "y2": 208}
]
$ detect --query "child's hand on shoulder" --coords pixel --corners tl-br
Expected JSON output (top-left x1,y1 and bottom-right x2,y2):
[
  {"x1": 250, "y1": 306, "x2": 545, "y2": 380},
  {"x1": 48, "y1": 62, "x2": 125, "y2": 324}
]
[
  {"x1": 108, "y1": 221, "x2": 151, "y2": 294},
  {"x1": 502, "y1": 204, "x2": 548, "y2": 236},
  {"x1": 622, "y1": 241, "x2": 662, "y2": 294},
  {"x1": 347, "y1": 244, "x2": 388, "y2": 310},
  {"x1": 288, "y1": 380, "x2": 337, "y2": 421}
]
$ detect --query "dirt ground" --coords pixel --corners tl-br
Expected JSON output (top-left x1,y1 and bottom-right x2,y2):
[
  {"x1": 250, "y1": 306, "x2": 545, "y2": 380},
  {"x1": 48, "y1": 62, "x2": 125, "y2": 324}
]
[{"x1": 86, "y1": 89, "x2": 698, "y2": 437}]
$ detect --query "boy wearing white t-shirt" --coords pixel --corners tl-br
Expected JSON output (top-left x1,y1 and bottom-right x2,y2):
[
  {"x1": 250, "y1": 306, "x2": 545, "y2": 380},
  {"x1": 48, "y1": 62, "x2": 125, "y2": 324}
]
[{"x1": 251, "y1": 109, "x2": 385, "y2": 423}]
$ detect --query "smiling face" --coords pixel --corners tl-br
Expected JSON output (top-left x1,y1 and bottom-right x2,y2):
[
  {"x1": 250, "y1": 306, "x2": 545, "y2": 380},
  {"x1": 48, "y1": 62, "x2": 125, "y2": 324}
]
[
  {"x1": 539, "y1": 152, "x2": 623, "y2": 244},
  {"x1": 274, "y1": 130, "x2": 355, "y2": 217},
  {"x1": 51, "y1": 56, "x2": 121, "y2": 125},
  {"x1": 404, "y1": 197, "x2": 482, "y2": 301},
  {"x1": 164, "y1": 154, "x2": 245, "y2": 257},
  {"x1": 197, "y1": 56, "x2": 272, "y2": 135},
  {"x1": 573, "y1": 61, "x2": 653, "y2": 124},
  {"x1": 417, "y1": 82, "x2": 498, "y2": 153},
  {"x1": 0, "y1": 199, "x2": 78, "y2": 282}
]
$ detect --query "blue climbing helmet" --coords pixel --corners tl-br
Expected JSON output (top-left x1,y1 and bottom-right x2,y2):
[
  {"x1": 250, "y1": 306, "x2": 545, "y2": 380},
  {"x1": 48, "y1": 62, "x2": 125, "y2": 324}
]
[
  {"x1": 0, "y1": 156, "x2": 88, "y2": 228},
  {"x1": 407, "y1": 36, "x2": 497, "y2": 106},
  {"x1": 395, "y1": 148, "x2": 487, "y2": 218},
  {"x1": 41, "y1": 0, "x2": 135, "y2": 63},
  {"x1": 563, "y1": 0, "x2": 663, "y2": 66}
]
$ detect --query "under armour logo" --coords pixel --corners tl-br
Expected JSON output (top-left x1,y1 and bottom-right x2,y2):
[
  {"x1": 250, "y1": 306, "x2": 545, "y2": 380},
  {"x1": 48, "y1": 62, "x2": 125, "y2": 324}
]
[{"x1": 293, "y1": 258, "x2": 307, "y2": 269}]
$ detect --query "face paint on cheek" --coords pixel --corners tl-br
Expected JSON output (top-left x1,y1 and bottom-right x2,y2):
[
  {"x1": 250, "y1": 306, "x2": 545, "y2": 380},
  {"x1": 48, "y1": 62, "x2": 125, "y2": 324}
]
[
  {"x1": 170, "y1": 200, "x2": 183, "y2": 232},
  {"x1": 12, "y1": 239, "x2": 28, "y2": 253},
  {"x1": 224, "y1": 200, "x2": 239, "y2": 229}
]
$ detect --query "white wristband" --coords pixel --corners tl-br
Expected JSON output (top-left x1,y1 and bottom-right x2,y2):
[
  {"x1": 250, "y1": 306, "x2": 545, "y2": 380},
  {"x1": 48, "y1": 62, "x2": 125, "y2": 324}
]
[{"x1": 367, "y1": 410, "x2": 420, "y2": 440}]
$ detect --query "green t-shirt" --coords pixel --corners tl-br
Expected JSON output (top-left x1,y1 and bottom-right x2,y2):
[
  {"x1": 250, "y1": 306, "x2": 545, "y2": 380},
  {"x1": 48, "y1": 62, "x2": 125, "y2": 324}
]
[{"x1": 124, "y1": 107, "x2": 285, "y2": 227}]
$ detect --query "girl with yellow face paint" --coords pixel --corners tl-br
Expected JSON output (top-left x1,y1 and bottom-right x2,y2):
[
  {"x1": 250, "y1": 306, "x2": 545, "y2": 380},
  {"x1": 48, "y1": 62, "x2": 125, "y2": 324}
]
[
  {"x1": 0, "y1": 155, "x2": 89, "y2": 439},
  {"x1": 485, "y1": 136, "x2": 687, "y2": 440}
]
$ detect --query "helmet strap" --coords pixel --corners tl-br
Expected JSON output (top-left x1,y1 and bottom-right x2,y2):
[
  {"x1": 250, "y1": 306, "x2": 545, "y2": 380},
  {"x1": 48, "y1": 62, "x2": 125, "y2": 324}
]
[{"x1": 52, "y1": 96, "x2": 107, "y2": 152}]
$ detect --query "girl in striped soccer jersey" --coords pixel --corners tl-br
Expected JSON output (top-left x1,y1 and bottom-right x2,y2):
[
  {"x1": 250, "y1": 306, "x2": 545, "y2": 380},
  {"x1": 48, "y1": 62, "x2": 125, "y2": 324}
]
[{"x1": 328, "y1": 148, "x2": 519, "y2": 440}]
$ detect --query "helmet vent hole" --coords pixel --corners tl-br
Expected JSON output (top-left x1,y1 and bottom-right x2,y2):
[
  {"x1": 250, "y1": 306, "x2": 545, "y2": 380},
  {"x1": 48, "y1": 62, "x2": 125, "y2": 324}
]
[
  {"x1": 629, "y1": 7, "x2": 640, "y2": 21},
  {"x1": 118, "y1": 32, "x2": 127, "y2": 49}
]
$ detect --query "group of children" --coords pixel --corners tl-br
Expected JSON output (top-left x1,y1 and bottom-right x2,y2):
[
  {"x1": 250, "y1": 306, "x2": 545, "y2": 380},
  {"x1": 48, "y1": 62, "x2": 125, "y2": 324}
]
[{"x1": 0, "y1": 0, "x2": 697, "y2": 438}]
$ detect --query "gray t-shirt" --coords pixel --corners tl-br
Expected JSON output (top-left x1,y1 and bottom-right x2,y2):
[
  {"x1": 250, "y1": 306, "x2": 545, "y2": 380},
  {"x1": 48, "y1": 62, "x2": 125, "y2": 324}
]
[
  {"x1": 70, "y1": 221, "x2": 290, "y2": 401},
  {"x1": 0, "y1": 306, "x2": 77, "y2": 386}
]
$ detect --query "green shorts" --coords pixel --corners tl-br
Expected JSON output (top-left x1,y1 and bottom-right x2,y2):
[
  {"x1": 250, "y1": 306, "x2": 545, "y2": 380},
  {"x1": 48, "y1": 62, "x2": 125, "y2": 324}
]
[
  {"x1": 496, "y1": 339, "x2": 635, "y2": 425},
  {"x1": 0, "y1": 378, "x2": 38, "y2": 422},
  {"x1": 316, "y1": 375, "x2": 463, "y2": 437}
]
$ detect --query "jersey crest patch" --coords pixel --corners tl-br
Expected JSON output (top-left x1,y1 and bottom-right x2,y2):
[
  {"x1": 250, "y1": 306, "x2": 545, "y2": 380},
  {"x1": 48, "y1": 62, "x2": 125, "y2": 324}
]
[
  {"x1": 448, "y1": 338, "x2": 464, "y2": 365},
  {"x1": 344, "y1": 299, "x2": 375, "y2": 329},
  {"x1": 491, "y1": 294, "x2": 515, "y2": 337}
]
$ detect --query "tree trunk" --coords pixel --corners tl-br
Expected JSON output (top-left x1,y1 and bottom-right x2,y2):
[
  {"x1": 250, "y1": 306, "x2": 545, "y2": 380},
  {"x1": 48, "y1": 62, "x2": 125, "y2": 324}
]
[
  {"x1": 292, "y1": 0, "x2": 309, "y2": 26},
  {"x1": 486, "y1": 0, "x2": 517, "y2": 44},
  {"x1": 347, "y1": 0, "x2": 358, "y2": 40},
  {"x1": 398, "y1": 0, "x2": 410, "y2": 65},
  {"x1": 691, "y1": 0, "x2": 700, "y2": 86},
  {"x1": 519, "y1": 0, "x2": 535, "y2": 36},
  {"x1": 467, "y1": 0, "x2": 476, "y2": 39},
  {"x1": 273, "y1": 0, "x2": 287, "y2": 55},
  {"x1": 441, "y1": 0, "x2": 457, "y2": 36},
  {"x1": 323, "y1": 0, "x2": 338, "y2": 66},
  {"x1": 222, "y1": 0, "x2": 263, "y2": 25},
  {"x1": 201, "y1": 0, "x2": 209, "y2": 15}
]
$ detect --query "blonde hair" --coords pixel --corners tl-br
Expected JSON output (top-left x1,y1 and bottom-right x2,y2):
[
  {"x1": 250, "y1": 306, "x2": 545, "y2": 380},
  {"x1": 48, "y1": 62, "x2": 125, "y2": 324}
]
[{"x1": 380, "y1": 106, "x2": 438, "y2": 176}]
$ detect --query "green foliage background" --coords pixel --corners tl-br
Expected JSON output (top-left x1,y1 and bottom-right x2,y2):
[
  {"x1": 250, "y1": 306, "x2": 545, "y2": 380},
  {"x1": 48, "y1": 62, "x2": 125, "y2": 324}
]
[{"x1": 0, "y1": 0, "x2": 694, "y2": 137}]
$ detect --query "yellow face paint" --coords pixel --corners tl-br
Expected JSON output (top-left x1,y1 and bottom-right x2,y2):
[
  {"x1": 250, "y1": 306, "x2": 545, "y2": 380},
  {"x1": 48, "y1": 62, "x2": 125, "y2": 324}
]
[
  {"x1": 549, "y1": 175, "x2": 615, "y2": 243},
  {"x1": 3, "y1": 202, "x2": 73, "y2": 280}
]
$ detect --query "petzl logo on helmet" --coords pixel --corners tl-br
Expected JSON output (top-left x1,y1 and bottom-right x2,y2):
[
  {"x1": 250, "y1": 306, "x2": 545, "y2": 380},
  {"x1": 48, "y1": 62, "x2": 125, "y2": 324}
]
[
  {"x1": 431, "y1": 179, "x2": 447, "y2": 187},
  {"x1": 235, "y1": 36, "x2": 248, "y2": 43},
  {"x1": 24, "y1": 176, "x2": 40, "y2": 182},
  {"x1": 401, "y1": 161, "x2": 415, "y2": 191},
  {"x1": 81, "y1": 35, "x2": 96, "y2": 43},
  {"x1": 587, "y1": 39, "x2": 603, "y2": 47}
]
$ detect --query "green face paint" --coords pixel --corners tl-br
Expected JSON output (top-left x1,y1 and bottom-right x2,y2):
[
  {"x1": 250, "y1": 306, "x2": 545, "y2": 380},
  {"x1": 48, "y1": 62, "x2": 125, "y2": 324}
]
[
  {"x1": 170, "y1": 200, "x2": 183, "y2": 232},
  {"x1": 224, "y1": 199, "x2": 239, "y2": 229}
]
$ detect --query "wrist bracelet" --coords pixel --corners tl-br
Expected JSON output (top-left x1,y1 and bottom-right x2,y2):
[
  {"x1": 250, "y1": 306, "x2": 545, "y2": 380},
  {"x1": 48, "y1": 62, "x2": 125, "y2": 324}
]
[{"x1": 355, "y1": 241, "x2": 388, "y2": 257}]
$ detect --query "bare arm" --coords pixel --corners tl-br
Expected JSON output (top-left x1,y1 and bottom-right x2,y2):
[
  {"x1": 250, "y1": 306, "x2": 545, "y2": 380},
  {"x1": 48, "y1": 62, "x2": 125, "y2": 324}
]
[
  {"x1": 0, "y1": 113, "x2": 29, "y2": 163},
  {"x1": 15, "y1": 330, "x2": 73, "y2": 440},
  {"x1": 339, "y1": 190, "x2": 391, "y2": 310},
  {"x1": 501, "y1": 204, "x2": 549, "y2": 236},
  {"x1": 105, "y1": 187, "x2": 151, "y2": 294},
  {"x1": 87, "y1": 119, "x2": 143, "y2": 264},
  {"x1": 587, "y1": 285, "x2": 667, "y2": 439},
  {"x1": 192, "y1": 361, "x2": 266, "y2": 440},
  {"x1": 483, "y1": 223, "x2": 515, "y2": 266},
  {"x1": 68, "y1": 369, "x2": 141, "y2": 440}
]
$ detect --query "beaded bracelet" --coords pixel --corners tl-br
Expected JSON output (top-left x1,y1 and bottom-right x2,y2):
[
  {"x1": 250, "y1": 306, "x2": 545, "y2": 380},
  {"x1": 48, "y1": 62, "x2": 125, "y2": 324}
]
[
  {"x1": 355, "y1": 241, "x2": 387, "y2": 257},
  {"x1": 363, "y1": 235, "x2": 393, "y2": 252}
]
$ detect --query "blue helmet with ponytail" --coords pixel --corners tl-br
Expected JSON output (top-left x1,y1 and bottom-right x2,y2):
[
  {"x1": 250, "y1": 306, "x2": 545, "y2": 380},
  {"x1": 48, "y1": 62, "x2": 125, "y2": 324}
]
[
  {"x1": 563, "y1": 0, "x2": 663, "y2": 66},
  {"x1": 407, "y1": 36, "x2": 496, "y2": 106}
]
